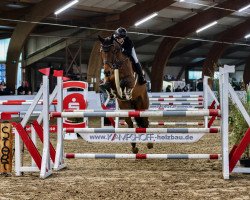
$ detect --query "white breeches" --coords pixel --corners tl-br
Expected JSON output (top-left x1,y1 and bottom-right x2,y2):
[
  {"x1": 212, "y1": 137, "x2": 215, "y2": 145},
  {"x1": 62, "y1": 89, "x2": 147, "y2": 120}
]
[{"x1": 131, "y1": 47, "x2": 139, "y2": 63}]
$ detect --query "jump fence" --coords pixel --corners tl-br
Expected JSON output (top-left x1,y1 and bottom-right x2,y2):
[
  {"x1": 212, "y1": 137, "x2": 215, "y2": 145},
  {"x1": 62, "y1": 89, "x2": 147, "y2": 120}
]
[{"x1": 7, "y1": 65, "x2": 250, "y2": 180}]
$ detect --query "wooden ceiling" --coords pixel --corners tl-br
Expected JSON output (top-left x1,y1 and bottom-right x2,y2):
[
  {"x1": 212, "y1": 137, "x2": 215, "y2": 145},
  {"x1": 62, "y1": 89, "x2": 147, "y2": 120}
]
[{"x1": 1, "y1": 0, "x2": 250, "y2": 68}]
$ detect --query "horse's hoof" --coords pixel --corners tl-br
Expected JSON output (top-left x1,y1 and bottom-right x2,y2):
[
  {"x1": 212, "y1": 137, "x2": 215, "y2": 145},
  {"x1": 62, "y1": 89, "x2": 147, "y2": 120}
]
[
  {"x1": 147, "y1": 143, "x2": 153, "y2": 149},
  {"x1": 132, "y1": 147, "x2": 139, "y2": 154}
]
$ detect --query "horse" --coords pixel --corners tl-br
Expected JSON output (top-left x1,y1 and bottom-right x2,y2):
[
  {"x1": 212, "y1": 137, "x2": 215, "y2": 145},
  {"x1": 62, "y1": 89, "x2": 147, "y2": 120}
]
[{"x1": 98, "y1": 35, "x2": 153, "y2": 153}]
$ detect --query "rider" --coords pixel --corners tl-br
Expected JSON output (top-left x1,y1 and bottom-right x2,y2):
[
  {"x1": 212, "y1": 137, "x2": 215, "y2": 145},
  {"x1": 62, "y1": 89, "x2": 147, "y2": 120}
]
[
  {"x1": 113, "y1": 27, "x2": 147, "y2": 85},
  {"x1": 99, "y1": 27, "x2": 147, "y2": 94}
]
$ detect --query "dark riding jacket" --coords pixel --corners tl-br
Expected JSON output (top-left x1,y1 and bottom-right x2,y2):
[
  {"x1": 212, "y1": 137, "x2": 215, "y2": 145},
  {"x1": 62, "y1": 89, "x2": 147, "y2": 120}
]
[{"x1": 119, "y1": 37, "x2": 134, "y2": 59}]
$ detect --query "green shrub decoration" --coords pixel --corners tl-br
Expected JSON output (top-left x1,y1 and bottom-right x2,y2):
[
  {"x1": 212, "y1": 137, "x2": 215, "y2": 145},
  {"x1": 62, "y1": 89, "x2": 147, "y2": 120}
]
[{"x1": 229, "y1": 93, "x2": 250, "y2": 158}]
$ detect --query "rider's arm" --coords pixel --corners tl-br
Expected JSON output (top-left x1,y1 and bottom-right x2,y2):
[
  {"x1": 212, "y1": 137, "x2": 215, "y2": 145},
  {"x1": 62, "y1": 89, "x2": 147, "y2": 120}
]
[{"x1": 122, "y1": 37, "x2": 134, "y2": 56}]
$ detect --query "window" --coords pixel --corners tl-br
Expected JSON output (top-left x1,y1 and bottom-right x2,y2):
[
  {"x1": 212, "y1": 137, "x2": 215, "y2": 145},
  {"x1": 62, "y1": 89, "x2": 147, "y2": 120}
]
[
  {"x1": 0, "y1": 64, "x2": 6, "y2": 82},
  {"x1": 0, "y1": 38, "x2": 10, "y2": 62},
  {"x1": 188, "y1": 71, "x2": 202, "y2": 80},
  {"x1": 0, "y1": 38, "x2": 22, "y2": 87},
  {"x1": 188, "y1": 70, "x2": 220, "y2": 80},
  {"x1": 100, "y1": 68, "x2": 105, "y2": 80}
]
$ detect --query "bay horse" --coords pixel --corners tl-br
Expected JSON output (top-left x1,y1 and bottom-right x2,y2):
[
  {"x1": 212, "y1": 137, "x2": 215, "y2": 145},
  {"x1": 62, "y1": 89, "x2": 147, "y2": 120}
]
[{"x1": 98, "y1": 35, "x2": 153, "y2": 153}]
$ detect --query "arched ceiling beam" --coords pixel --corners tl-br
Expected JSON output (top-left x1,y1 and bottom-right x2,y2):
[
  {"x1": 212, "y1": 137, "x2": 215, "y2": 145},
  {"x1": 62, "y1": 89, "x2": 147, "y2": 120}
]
[
  {"x1": 6, "y1": 0, "x2": 69, "y2": 91},
  {"x1": 202, "y1": 19, "x2": 250, "y2": 77},
  {"x1": 150, "y1": 0, "x2": 250, "y2": 91},
  {"x1": 87, "y1": 0, "x2": 175, "y2": 90}
]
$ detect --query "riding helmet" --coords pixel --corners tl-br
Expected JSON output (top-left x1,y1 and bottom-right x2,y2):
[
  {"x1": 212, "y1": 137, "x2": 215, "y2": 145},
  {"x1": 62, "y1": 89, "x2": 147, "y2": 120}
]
[{"x1": 114, "y1": 27, "x2": 127, "y2": 38}]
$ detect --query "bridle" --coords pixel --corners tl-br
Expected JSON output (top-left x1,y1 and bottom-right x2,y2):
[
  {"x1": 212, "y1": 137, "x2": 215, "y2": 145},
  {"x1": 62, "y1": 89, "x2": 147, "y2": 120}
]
[{"x1": 100, "y1": 41, "x2": 128, "y2": 77}]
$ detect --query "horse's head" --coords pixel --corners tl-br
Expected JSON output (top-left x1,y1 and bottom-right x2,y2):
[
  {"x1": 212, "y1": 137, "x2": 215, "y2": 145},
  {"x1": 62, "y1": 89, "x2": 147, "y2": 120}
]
[
  {"x1": 98, "y1": 35, "x2": 117, "y2": 78},
  {"x1": 98, "y1": 35, "x2": 135, "y2": 100}
]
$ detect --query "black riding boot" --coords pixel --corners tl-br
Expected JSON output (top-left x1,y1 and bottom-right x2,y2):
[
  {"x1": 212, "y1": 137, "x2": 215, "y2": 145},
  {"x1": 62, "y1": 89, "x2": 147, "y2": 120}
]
[
  {"x1": 99, "y1": 81, "x2": 111, "y2": 94},
  {"x1": 134, "y1": 63, "x2": 147, "y2": 85}
]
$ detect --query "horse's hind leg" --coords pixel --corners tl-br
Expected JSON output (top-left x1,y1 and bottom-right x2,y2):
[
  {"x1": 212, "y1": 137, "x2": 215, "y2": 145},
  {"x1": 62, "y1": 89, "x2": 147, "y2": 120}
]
[
  {"x1": 134, "y1": 95, "x2": 153, "y2": 150},
  {"x1": 118, "y1": 100, "x2": 139, "y2": 154},
  {"x1": 131, "y1": 143, "x2": 138, "y2": 154},
  {"x1": 124, "y1": 117, "x2": 139, "y2": 154},
  {"x1": 145, "y1": 120, "x2": 153, "y2": 149},
  {"x1": 134, "y1": 117, "x2": 153, "y2": 149},
  {"x1": 147, "y1": 142, "x2": 154, "y2": 149},
  {"x1": 141, "y1": 117, "x2": 153, "y2": 150}
]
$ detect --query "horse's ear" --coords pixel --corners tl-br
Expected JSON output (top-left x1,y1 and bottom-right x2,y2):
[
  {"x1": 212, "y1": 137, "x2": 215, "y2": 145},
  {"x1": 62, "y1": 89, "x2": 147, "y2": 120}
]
[{"x1": 98, "y1": 35, "x2": 105, "y2": 43}]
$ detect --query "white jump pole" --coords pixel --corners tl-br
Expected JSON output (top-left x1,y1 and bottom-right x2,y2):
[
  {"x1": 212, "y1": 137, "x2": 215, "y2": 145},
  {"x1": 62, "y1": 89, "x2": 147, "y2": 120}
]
[
  {"x1": 40, "y1": 76, "x2": 52, "y2": 179},
  {"x1": 119, "y1": 121, "x2": 204, "y2": 126},
  {"x1": 219, "y1": 65, "x2": 235, "y2": 179},
  {"x1": 65, "y1": 153, "x2": 221, "y2": 160},
  {"x1": 148, "y1": 94, "x2": 203, "y2": 98},
  {"x1": 149, "y1": 98, "x2": 203, "y2": 101},
  {"x1": 51, "y1": 109, "x2": 220, "y2": 118},
  {"x1": 203, "y1": 76, "x2": 209, "y2": 128},
  {"x1": 64, "y1": 127, "x2": 220, "y2": 134},
  {"x1": 54, "y1": 76, "x2": 66, "y2": 170}
]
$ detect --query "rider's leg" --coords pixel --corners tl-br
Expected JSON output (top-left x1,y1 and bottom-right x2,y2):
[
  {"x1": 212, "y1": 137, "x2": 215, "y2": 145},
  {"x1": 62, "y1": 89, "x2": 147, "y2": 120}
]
[
  {"x1": 131, "y1": 48, "x2": 146, "y2": 85},
  {"x1": 134, "y1": 63, "x2": 147, "y2": 85}
]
